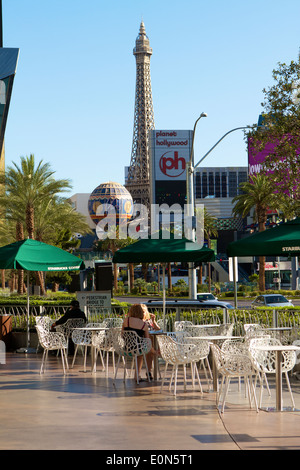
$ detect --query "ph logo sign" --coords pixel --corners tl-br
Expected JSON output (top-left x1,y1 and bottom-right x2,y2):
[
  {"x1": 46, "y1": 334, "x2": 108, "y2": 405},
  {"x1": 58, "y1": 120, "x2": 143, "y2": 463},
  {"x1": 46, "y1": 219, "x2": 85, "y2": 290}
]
[{"x1": 159, "y1": 151, "x2": 186, "y2": 178}]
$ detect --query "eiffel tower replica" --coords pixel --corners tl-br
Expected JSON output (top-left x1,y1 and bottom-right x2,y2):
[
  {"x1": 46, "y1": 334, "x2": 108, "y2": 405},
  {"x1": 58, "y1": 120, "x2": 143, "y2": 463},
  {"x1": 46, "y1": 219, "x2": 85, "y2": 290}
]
[{"x1": 125, "y1": 21, "x2": 155, "y2": 208}]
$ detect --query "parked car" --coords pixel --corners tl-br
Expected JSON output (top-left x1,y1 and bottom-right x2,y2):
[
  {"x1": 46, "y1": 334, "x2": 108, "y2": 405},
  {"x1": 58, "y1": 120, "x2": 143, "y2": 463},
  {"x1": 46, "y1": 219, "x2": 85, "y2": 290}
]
[
  {"x1": 196, "y1": 300, "x2": 235, "y2": 309},
  {"x1": 197, "y1": 292, "x2": 218, "y2": 301},
  {"x1": 251, "y1": 294, "x2": 294, "y2": 308},
  {"x1": 146, "y1": 299, "x2": 234, "y2": 309}
]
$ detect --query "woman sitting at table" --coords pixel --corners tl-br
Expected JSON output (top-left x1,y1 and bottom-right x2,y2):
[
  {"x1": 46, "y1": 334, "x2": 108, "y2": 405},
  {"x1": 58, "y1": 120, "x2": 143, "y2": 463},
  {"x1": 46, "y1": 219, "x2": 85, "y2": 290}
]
[
  {"x1": 143, "y1": 306, "x2": 160, "y2": 331},
  {"x1": 142, "y1": 304, "x2": 160, "y2": 381},
  {"x1": 122, "y1": 304, "x2": 157, "y2": 382}
]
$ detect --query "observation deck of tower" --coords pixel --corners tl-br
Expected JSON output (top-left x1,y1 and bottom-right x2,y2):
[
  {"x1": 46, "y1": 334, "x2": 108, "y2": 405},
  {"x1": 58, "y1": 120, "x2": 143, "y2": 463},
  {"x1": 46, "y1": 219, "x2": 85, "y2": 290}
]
[{"x1": 125, "y1": 22, "x2": 155, "y2": 208}]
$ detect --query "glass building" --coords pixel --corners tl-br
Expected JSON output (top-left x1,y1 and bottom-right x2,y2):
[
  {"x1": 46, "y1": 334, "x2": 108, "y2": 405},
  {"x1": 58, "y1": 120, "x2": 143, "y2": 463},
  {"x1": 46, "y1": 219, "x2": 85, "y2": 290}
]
[{"x1": 195, "y1": 166, "x2": 248, "y2": 199}]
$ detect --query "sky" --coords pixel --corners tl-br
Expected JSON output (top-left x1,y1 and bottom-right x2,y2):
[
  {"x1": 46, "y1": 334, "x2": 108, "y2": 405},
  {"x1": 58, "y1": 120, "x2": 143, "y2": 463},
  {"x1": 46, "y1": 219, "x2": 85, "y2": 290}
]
[{"x1": 2, "y1": 0, "x2": 300, "y2": 198}]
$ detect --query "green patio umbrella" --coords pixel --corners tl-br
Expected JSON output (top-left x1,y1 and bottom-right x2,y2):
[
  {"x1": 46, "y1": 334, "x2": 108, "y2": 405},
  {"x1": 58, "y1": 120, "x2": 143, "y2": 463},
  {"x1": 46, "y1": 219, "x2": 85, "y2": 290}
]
[
  {"x1": 227, "y1": 218, "x2": 300, "y2": 308},
  {"x1": 227, "y1": 218, "x2": 300, "y2": 257},
  {"x1": 113, "y1": 236, "x2": 215, "y2": 264},
  {"x1": 113, "y1": 235, "x2": 215, "y2": 327},
  {"x1": 0, "y1": 239, "x2": 85, "y2": 351}
]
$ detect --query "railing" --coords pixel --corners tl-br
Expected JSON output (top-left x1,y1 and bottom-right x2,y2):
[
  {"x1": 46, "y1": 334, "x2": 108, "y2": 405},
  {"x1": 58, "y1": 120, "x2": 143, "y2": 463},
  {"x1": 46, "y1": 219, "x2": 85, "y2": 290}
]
[
  {"x1": 3, "y1": 305, "x2": 130, "y2": 330},
  {"x1": 3, "y1": 304, "x2": 300, "y2": 337}
]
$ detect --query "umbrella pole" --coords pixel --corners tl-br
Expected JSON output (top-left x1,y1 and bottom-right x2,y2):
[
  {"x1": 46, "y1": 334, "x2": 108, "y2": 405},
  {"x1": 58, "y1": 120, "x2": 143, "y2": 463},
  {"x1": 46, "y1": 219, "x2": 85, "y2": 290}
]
[
  {"x1": 162, "y1": 263, "x2": 166, "y2": 330},
  {"x1": 233, "y1": 257, "x2": 238, "y2": 309},
  {"x1": 27, "y1": 272, "x2": 30, "y2": 349},
  {"x1": 17, "y1": 272, "x2": 35, "y2": 353}
]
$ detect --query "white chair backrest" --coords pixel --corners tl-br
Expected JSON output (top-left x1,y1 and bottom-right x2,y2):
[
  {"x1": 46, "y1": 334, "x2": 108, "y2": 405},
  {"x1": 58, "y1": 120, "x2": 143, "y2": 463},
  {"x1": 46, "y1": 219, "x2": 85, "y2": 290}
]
[
  {"x1": 102, "y1": 318, "x2": 123, "y2": 328},
  {"x1": 249, "y1": 337, "x2": 296, "y2": 373},
  {"x1": 36, "y1": 324, "x2": 68, "y2": 351},
  {"x1": 174, "y1": 321, "x2": 193, "y2": 331},
  {"x1": 36, "y1": 316, "x2": 52, "y2": 330},
  {"x1": 115, "y1": 330, "x2": 151, "y2": 357},
  {"x1": 218, "y1": 323, "x2": 234, "y2": 336},
  {"x1": 56, "y1": 318, "x2": 86, "y2": 336}
]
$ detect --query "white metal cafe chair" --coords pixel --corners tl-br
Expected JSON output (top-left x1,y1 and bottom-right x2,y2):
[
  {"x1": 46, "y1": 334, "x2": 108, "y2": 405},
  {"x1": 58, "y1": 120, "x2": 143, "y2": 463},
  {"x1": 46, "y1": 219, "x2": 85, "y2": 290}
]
[
  {"x1": 292, "y1": 339, "x2": 300, "y2": 365},
  {"x1": 218, "y1": 323, "x2": 234, "y2": 336},
  {"x1": 56, "y1": 317, "x2": 86, "y2": 342},
  {"x1": 157, "y1": 335, "x2": 204, "y2": 396},
  {"x1": 210, "y1": 343, "x2": 259, "y2": 413},
  {"x1": 190, "y1": 325, "x2": 219, "y2": 336},
  {"x1": 35, "y1": 324, "x2": 69, "y2": 374},
  {"x1": 35, "y1": 316, "x2": 53, "y2": 330},
  {"x1": 249, "y1": 337, "x2": 296, "y2": 409},
  {"x1": 184, "y1": 326, "x2": 206, "y2": 337},
  {"x1": 56, "y1": 318, "x2": 86, "y2": 355},
  {"x1": 221, "y1": 338, "x2": 250, "y2": 392},
  {"x1": 92, "y1": 327, "x2": 120, "y2": 374},
  {"x1": 221, "y1": 337, "x2": 248, "y2": 355},
  {"x1": 71, "y1": 323, "x2": 105, "y2": 371},
  {"x1": 244, "y1": 323, "x2": 269, "y2": 340},
  {"x1": 35, "y1": 316, "x2": 53, "y2": 353},
  {"x1": 244, "y1": 323, "x2": 261, "y2": 334},
  {"x1": 167, "y1": 332, "x2": 212, "y2": 389},
  {"x1": 101, "y1": 317, "x2": 124, "y2": 328},
  {"x1": 174, "y1": 321, "x2": 193, "y2": 331},
  {"x1": 113, "y1": 330, "x2": 152, "y2": 385}
]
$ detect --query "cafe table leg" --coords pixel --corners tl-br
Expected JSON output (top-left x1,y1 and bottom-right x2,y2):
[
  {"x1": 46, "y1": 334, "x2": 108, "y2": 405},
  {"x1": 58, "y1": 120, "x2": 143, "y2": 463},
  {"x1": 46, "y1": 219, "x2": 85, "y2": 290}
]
[
  {"x1": 208, "y1": 339, "x2": 218, "y2": 391},
  {"x1": 153, "y1": 336, "x2": 158, "y2": 381},
  {"x1": 275, "y1": 350, "x2": 283, "y2": 412},
  {"x1": 91, "y1": 331, "x2": 98, "y2": 373},
  {"x1": 212, "y1": 356, "x2": 218, "y2": 392}
]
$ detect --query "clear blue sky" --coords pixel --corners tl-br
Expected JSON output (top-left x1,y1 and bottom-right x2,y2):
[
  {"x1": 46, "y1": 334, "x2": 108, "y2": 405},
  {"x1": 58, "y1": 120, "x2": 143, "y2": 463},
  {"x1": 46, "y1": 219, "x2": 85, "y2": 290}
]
[{"x1": 2, "y1": 0, "x2": 300, "y2": 197}]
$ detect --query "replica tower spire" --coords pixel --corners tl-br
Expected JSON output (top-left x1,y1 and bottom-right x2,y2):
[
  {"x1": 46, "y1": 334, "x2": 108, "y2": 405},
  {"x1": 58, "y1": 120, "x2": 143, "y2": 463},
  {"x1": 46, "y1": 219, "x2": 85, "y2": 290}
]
[{"x1": 125, "y1": 22, "x2": 155, "y2": 207}]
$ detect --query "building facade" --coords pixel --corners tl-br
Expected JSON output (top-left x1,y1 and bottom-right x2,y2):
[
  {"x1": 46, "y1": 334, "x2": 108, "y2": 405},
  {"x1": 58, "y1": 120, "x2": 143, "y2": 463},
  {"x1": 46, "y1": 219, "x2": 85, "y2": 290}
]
[
  {"x1": 195, "y1": 166, "x2": 248, "y2": 200},
  {"x1": 194, "y1": 166, "x2": 248, "y2": 253}
]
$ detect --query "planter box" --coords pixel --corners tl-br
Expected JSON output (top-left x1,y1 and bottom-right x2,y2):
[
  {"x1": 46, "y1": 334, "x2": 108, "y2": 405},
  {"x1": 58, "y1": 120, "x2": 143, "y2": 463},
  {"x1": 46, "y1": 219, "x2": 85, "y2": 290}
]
[
  {"x1": 0, "y1": 315, "x2": 13, "y2": 350},
  {"x1": 10, "y1": 332, "x2": 38, "y2": 351}
]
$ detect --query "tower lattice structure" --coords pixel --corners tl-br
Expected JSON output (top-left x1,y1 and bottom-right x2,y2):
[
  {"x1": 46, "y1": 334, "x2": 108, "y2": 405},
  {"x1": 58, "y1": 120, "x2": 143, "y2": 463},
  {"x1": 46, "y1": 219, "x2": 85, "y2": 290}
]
[{"x1": 125, "y1": 22, "x2": 155, "y2": 208}]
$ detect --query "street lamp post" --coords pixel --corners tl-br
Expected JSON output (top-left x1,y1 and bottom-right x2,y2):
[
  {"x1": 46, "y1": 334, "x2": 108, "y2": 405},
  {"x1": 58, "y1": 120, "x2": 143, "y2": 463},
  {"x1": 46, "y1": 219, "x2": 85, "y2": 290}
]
[
  {"x1": 187, "y1": 121, "x2": 256, "y2": 299},
  {"x1": 186, "y1": 113, "x2": 207, "y2": 298}
]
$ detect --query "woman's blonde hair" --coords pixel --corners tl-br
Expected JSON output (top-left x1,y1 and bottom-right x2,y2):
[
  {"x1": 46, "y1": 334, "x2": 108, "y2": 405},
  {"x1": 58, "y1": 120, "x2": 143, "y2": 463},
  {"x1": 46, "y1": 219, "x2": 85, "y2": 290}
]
[
  {"x1": 128, "y1": 304, "x2": 145, "y2": 320},
  {"x1": 140, "y1": 304, "x2": 150, "y2": 320}
]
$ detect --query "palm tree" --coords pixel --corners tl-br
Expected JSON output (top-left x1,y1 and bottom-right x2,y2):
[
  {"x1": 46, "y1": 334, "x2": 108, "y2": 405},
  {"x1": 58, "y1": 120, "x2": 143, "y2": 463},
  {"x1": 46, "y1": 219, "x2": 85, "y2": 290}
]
[
  {"x1": 0, "y1": 218, "x2": 25, "y2": 292},
  {"x1": 232, "y1": 173, "x2": 277, "y2": 291},
  {"x1": 195, "y1": 207, "x2": 218, "y2": 290},
  {"x1": 34, "y1": 197, "x2": 92, "y2": 245},
  {"x1": 0, "y1": 198, "x2": 91, "y2": 294},
  {"x1": 0, "y1": 155, "x2": 72, "y2": 294},
  {"x1": 0, "y1": 154, "x2": 72, "y2": 239},
  {"x1": 204, "y1": 208, "x2": 218, "y2": 292}
]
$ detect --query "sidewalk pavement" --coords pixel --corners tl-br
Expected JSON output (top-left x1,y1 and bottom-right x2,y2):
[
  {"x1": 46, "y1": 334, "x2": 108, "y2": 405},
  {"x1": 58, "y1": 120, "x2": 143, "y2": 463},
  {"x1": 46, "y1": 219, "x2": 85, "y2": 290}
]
[{"x1": 0, "y1": 352, "x2": 300, "y2": 452}]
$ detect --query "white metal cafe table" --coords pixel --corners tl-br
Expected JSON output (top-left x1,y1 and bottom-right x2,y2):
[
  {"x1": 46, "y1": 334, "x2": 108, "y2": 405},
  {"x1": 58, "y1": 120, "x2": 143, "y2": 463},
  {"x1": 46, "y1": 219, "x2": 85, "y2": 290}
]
[
  {"x1": 149, "y1": 329, "x2": 166, "y2": 380},
  {"x1": 186, "y1": 324, "x2": 220, "y2": 334},
  {"x1": 74, "y1": 326, "x2": 109, "y2": 373},
  {"x1": 254, "y1": 344, "x2": 300, "y2": 411},
  {"x1": 265, "y1": 327, "x2": 293, "y2": 343},
  {"x1": 189, "y1": 324, "x2": 219, "y2": 328},
  {"x1": 187, "y1": 335, "x2": 242, "y2": 391},
  {"x1": 266, "y1": 327, "x2": 293, "y2": 332}
]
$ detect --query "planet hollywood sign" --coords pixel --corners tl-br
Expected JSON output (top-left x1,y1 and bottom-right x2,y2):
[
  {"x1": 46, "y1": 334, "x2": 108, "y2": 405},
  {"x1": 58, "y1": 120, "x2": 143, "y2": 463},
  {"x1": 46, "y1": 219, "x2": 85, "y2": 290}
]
[
  {"x1": 151, "y1": 130, "x2": 192, "y2": 182},
  {"x1": 159, "y1": 151, "x2": 186, "y2": 178},
  {"x1": 155, "y1": 130, "x2": 189, "y2": 147}
]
